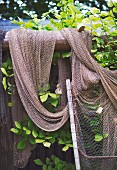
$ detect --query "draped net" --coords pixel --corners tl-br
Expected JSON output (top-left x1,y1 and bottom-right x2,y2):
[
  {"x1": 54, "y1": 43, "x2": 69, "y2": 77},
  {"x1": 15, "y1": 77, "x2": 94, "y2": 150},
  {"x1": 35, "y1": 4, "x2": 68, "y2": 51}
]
[{"x1": 8, "y1": 28, "x2": 117, "y2": 169}]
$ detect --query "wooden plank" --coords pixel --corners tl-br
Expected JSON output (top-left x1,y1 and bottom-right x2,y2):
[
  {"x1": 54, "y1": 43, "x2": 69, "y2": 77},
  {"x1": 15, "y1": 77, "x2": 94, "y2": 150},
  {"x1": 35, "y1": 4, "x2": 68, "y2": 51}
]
[{"x1": 0, "y1": 93, "x2": 17, "y2": 170}]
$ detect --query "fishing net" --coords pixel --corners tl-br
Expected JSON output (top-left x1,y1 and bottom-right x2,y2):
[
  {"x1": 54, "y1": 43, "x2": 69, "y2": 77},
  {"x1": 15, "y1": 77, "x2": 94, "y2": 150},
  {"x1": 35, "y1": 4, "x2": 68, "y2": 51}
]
[
  {"x1": 61, "y1": 28, "x2": 117, "y2": 170},
  {"x1": 7, "y1": 28, "x2": 117, "y2": 169}
]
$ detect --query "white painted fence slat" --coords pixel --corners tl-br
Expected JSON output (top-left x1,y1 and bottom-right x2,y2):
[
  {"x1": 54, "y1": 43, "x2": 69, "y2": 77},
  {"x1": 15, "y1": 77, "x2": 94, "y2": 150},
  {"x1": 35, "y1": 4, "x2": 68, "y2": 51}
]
[{"x1": 66, "y1": 79, "x2": 81, "y2": 170}]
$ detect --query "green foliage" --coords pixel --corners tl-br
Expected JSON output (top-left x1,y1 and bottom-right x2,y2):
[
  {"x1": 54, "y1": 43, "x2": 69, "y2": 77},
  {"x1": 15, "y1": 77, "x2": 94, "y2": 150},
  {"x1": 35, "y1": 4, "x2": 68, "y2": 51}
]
[
  {"x1": 12, "y1": 0, "x2": 117, "y2": 69},
  {"x1": 0, "y1": 0, "x2": 109, "y2": 20},
  {"x1": 39, "y1": 84, "x2": 60, "y2": 108},
  {"x1": 34, "y1": 155, "x2": 75, "y2": 170},
  {"x1": 94, "y1": 133, "x2": 108, "y2": 142},
  {"x1": 11, "y1": 117, "x2": 72, "y2": 151},
  {"x1": 1, "y1": 58, "x2": 14, "y2": 93}
]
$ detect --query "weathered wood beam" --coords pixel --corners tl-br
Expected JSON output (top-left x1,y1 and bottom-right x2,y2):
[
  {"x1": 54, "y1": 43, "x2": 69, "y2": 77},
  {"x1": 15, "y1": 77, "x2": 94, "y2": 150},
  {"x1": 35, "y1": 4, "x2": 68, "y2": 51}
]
[
  {"x1": 2, "y1": 38, "x2": 71, "y2": 52},
  {"x1": 2, "y1": 36, "x2": 117, "y2": 52}
]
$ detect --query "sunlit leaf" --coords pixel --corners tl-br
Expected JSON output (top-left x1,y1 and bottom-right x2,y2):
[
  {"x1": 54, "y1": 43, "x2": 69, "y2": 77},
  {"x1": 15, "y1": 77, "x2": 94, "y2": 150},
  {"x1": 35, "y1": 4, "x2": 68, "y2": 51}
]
[
  {"x1": 1, "y1": 68, "x2": 8, "y2": 76},
  {"x1": 103, "y1": 133, "x2": 108, "y2": 138},
  {"x1": 107, "y1": 0, "x2": 113, "y2": 7},
  {"x1": 32, "y1": 129, "x2": 38, "y2": 138},
  {"x1": 48, "y1": 93, "x2": 57, "y2": 98},
  {"x1": 15, "y1": 121, "x2": 21, "y2": 129},
  {"x1": 100, "y1": 11, "x2": 109, "y2": 17},
  {"x1": 10, "y1": 128, "x2": 19, "y2": 134},
  {"x1": 40, "y1": 93, "x2": 48, "y2": 103},
  {"x1": 62, "y1": 145, "x2": 69, "y2": 151},
  {"x1": 8, "y1": 102, "x2": 12, "y2": 107},
  {"x1": 82, "y1": 18, "x2": 91, "y2": 24},
  {"x1": 44, "y1": 136, "x2": 53, "y2": 140},
  {"x1": 94, "y1": 134, "x2": 103, "y2": 142},
  {"x1": 90, "y1": 7, "x2": 100, "y2": 14},
  {"x1": 23, "y1": 127, "x2": 31, "y2": 135},
  {"x1": 43, "y1": 142, "x2": 51, "y2": 148},
  {"x1": 35, "y1": 139, "x2": 45, "y2": 143}
]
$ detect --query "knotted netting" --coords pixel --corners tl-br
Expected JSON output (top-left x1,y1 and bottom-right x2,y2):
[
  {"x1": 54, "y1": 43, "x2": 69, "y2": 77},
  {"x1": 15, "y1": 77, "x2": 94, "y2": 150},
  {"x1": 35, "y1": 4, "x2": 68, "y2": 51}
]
[
  {"x1": 7, "y1": 28, "x2": 117, "y2": 169},
  {"x1": 62, "y1": 28, "x2": 117, "y2": 170}
]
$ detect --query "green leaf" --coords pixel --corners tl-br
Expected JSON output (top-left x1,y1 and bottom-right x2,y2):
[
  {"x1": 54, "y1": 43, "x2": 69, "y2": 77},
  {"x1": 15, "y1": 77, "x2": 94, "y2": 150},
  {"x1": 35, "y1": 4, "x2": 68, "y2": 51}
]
[
  {"x1": 35, "y1": 139, "x2": 45, "y2": 143},
  {"x1": 43, "y1": 142, "x2": 51, "y2": 148},
  {"x1": 38, "y1": 92, "x2": 46, "y2": 96},
  {"x1": 7, "y1": 58, "x2": 12, "y2": 68},
  {"x1": 82, "y1": 18, "x2": 91, "y2": 24},
  {"x1": 46, "y1": 157, "x2": 50, "y2": 165},
  {"x1": 28, "y1": 120, "x2": 33, "y2": 130},
  {"x1": 55, "y1": 157, "x2": 60, "y2": 165},
  {"x1": 2, "y1": 62, "x2": 8, "y2": 68},
  {"x1": 62, "y1": 52, "x2": 71, "y2": 58},
  {"x1": 100, "y1": 11, "x2": 109, "y2": 17},
  {"x1": 94, "y1": 134, "x2": 103, "y2": 142},
  {"x1": 48, "y1": 93, "x2": 57, "y2": 98},
  {"x1": 10, "y1": 128, "x2": 19, "y2": 134},
  {"x1": 62, "y1": 145, "x2": 69, "y2": 152},
  {"x1": 49, "y1": 137, "x2": 55, "y2": 144},
  {"x1": 43, "y1": 165, "x2": 48, "y2": 170},
  {"x1": 34, "y1": 159, "x2": 44, "y2": 166},
  {"x1": 29, "y1": 138, "x2": 36, "y2": 145},
  {"x1": 38, "y1": 132, "x2": 45, "y2": 138},
  {"x1": 58, "y1": 139, "x2": 65, "y2": 145},
  {"x1": 40, "y1": 93, "x2": 48, "y2": 103},
  {"x1": 89, "y1": 15, "x2": 99, "y2": 21},
  {"x1": 90, "y1": 119, "x2": 100, "y2": 126},
  {"x1": 110, "y1": 30, "x2": 117, "y2": 36},
  {"x1": 44, "y1": 136, "x2": 53, "y2": 140},
  {"x1": 15, "y1": 121, "x2": 21, "y2": 129},
  {"x1": 103, "y1": 133, "x2": 108, "y2": 138},
  {"x1": 32, "y1": 129, "x2": 38, "y2": 138},
  {"x1": 39, "y1": 84, "x2": 50, "y2": 92},
  {"x1": 107, "y1": 0, "x2": 113, "y2": 7},
  {"x1": 104, "y1": 16, "x2": 113, "y2": 21},
  {"x1": 24, "y1": 22, "x2": 35, "y2": 29},
  {"x1": 51, "y1": 99, "x2": 58, "y2": 107},
  {"x1": 8, "y1": 102, "x2": 12, "y2": 107},
  {"x1": 66, "y1": 144, "x2": 73, "y2": 147},
  {"x1": 2, "y1": 77, "x2": 7, "y2": 90},
  {"x1": 17, "y1": 140, "x2": 26, "y2": 150},
  {"x1": 1, "y1": 68, "x2": 9, "y2": 76},
  {"x1": 23, "y1": 127, "x2": 31, "y2": 135},
  {"x1": 90, "y1": 7, "x2": 100, "y2": 14}
]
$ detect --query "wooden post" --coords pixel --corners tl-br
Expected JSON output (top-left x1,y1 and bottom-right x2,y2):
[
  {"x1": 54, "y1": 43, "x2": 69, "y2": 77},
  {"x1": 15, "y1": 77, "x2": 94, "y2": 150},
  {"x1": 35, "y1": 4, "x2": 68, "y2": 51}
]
[{"x1": 66, "y1": 79, "x2": 81, "y2": 170}]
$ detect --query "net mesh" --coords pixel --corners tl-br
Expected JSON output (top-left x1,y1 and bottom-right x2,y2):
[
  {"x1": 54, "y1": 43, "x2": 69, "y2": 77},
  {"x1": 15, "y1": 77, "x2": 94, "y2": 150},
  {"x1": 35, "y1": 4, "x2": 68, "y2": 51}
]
[
  {"x1": 8, "y1": 28, "x2": 117, "y2": 169},
  {"x1": 61, "y1": 28, "x2": 117, "y2": 170},
  {"x1": 73, "y1": 83, "x2": 117, "y2": 170}
]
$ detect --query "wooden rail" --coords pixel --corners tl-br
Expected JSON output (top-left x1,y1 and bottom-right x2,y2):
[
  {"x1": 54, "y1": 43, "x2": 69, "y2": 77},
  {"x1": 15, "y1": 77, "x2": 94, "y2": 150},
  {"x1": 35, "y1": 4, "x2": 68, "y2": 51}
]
[{"x1": 2, "y1": 38, "x2": 71, "y2": 52}]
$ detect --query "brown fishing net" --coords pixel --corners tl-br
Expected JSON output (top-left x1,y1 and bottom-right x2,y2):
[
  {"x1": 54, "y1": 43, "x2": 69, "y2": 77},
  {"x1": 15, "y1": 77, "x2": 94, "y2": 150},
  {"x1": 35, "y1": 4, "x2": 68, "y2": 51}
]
[
  {"x1": 61, "y1": 28, "x2": 117, "y2": 170},
  {"x1": 8, "y1": 28, "x2": 117, "y2": 169},
  {"x1": 8, "y1": 28, "x2": 70, "y2": 168}
]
